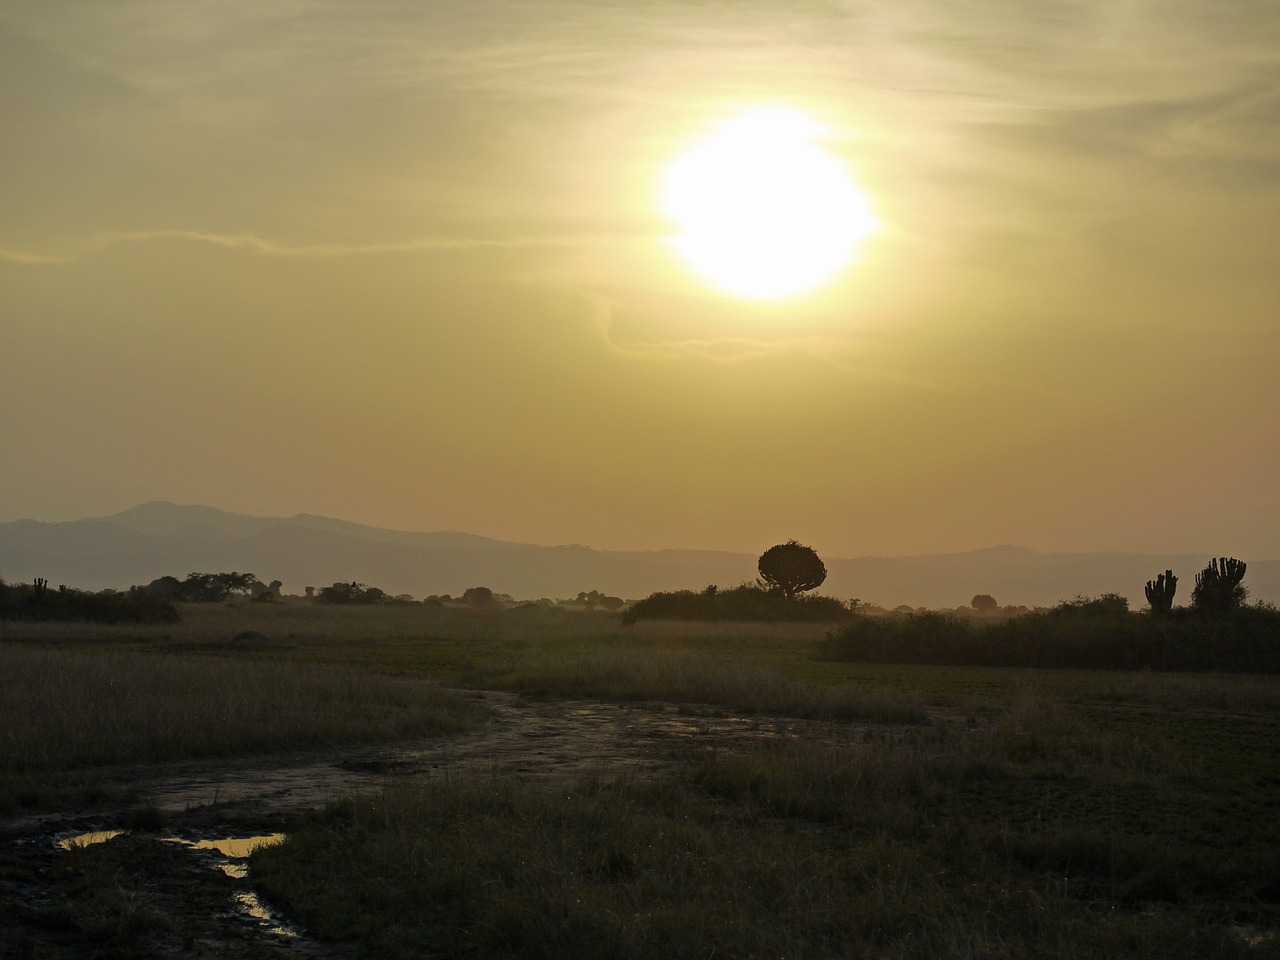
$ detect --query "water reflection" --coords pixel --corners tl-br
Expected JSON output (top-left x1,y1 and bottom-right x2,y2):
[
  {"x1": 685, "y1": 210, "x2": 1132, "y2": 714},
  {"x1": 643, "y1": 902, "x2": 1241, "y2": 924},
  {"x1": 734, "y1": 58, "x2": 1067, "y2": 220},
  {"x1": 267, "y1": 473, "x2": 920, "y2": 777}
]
[
  {"x1": 167, "y1": 834, "x2": 284, "y2": 857},
  {"x1": 52, "y1": 829, "x2": 297, "y2": 939},
  {"x1": 234, "y1": 890, "x2": 300, "y2": 938},
  {"x1": 55, "y1": 829, "x2": 125, "y2": 850}
]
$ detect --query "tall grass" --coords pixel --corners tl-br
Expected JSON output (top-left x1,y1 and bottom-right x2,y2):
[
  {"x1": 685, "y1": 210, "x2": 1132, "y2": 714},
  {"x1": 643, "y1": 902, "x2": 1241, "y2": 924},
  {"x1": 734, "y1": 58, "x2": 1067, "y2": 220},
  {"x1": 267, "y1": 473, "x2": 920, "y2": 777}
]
[
  {"x1": 488, "y1": 646, "x2": 927, "y2": 723},
  {"x1": 251, "y1": 680, "x2": 1278, "y2": 959},
  {"x1": 253, "y1": 765, "x2": 1265, "y2": 960},
  {"x1": 0, "y1": 645, "x2": 483, "y2": 776}
]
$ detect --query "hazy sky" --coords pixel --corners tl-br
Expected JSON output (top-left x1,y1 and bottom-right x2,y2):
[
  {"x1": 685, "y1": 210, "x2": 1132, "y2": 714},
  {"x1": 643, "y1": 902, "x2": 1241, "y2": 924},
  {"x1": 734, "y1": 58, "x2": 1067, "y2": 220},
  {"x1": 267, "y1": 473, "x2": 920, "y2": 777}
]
[{"x1": 3, "y1": 1, "x2": 1277, "y2": 558}]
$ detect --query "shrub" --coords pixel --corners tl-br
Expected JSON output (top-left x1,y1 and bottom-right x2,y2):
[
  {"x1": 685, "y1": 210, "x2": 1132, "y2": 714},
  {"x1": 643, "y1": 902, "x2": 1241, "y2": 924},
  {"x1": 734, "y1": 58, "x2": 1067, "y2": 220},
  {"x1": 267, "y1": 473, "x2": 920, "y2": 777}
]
[
  {"x1": 0, "y1": 579, "x2": 178, "y2": 624},
  {"x1": 623, "y1": 584, "x2": 850, "y2": 624},
  {"x1": 317, "y1": 581, "x2": 387, "y2": 604},
  {"x1": 820, "y1": 599, "x2": 1280, "y2": 672}
]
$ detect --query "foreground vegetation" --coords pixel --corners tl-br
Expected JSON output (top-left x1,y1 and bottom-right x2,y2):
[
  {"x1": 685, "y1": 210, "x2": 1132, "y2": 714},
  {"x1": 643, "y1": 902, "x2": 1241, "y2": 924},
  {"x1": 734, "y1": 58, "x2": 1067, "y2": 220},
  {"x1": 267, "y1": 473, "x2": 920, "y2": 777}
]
[
  {"x1": 6, "y1": 600, "x2": 1279, "y2": 955},
  {"x1": 253, "y1": 684, "x2": 1280, "y2": 958},
  {"x1": 0, "y1": 644, "x2": 483, "y2": 813}
]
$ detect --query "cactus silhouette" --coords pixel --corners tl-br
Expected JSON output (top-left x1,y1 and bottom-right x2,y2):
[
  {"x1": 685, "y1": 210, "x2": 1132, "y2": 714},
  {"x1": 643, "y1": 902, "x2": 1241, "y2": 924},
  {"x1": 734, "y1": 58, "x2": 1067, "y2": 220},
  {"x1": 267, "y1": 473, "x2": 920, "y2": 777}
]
[
  {"x1": 1144, "y1": 569, "x2": 1177, "y2": 614},
  {"x1": 32, "y1": 577, "x2": 48, "y2": 598},
  {"x1": 1191, "y1": 557, "x2": 1247, "y2": 614}
]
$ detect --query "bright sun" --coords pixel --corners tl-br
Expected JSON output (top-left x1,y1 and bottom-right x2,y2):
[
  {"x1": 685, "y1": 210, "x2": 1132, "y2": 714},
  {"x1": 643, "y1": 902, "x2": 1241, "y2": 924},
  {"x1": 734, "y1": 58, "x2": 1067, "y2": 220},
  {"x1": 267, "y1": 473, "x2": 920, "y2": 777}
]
[{"x1": 663, "y1": 107, "x2": 876, "y2": 301}]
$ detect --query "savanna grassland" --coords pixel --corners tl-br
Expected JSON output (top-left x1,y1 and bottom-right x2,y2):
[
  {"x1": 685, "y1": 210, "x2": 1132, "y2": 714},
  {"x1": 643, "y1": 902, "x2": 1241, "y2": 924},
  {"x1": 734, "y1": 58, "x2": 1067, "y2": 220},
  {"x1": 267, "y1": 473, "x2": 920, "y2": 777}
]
[{"x1": 4, "y1": 600, "x2": 1280, "y2": 958}]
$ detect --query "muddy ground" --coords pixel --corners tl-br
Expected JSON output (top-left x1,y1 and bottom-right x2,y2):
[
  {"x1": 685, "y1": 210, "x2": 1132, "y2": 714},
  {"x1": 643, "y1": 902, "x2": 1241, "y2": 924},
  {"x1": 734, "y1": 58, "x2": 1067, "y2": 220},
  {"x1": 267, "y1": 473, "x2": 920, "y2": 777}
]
[{"x1": 1, "y1": 692, "x2": 867, "y2": 959}]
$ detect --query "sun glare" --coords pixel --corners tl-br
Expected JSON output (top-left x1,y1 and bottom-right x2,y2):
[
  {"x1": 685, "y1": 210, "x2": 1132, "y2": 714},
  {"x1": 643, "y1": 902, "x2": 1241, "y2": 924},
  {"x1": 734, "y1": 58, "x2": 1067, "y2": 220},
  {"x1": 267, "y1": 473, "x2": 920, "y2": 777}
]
[{"x1": 663, "y1": 107, "x2": 876, "y2": 301}]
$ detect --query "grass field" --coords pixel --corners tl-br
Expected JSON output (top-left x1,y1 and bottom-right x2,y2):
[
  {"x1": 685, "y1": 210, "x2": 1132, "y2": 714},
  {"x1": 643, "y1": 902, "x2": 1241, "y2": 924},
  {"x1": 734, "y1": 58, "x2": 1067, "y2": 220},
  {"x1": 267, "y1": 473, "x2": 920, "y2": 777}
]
[
  {"x1": 253, "y1": 689, "x2": 1280, "y2": 958},
  {"x1": 6, "y1": 601, "x2": 1279, "y2": 956},
  {"x1": 0, "y1": 640, "x2": 484, "y2": 814}
]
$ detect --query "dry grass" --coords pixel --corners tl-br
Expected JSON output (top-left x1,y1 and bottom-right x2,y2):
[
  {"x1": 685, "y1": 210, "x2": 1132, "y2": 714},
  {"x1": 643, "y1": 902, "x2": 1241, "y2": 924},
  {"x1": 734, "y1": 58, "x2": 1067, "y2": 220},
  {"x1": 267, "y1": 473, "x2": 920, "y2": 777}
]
[
  {"x1": 253, "y1": 748, "x2": 1270, "y2": 960},
  {"x1": 488, "y1": 646, "x2": 927, "y2": 723},
  {"x1": 0, "y1": 644, "x2": 483, "y2": 777}
]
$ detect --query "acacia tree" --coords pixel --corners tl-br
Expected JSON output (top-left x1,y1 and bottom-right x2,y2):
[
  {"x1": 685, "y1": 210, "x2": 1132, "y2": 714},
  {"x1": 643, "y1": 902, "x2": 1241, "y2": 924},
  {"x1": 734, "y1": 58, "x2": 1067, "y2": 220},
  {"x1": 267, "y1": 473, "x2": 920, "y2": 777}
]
[
  {"x1": 971, "y1": 594, "x2": 998, "y2": 612},
  {"x1": 757, "y1": 540, "x2": 827, "y2": 600}
]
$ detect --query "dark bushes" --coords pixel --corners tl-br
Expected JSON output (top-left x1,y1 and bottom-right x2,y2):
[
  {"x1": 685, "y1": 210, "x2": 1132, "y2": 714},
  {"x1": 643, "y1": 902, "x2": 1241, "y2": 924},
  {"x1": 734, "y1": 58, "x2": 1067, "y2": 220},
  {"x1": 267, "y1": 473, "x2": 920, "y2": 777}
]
[
  {"x1": 0, "y1": 579, "x2": 178, "y2": 624},
  {"x1": 624, "y1": 584, "x2": 850, "y2": 624},
  {"x1": 821, "y1": 599, "x2": 1280, "y2": 672},
  {"x1": 317, "y1": 582, "x2": 387, "y2": 604},
  {"x1": 145, "y1": 572, "x2": 261, "y2": 602}
]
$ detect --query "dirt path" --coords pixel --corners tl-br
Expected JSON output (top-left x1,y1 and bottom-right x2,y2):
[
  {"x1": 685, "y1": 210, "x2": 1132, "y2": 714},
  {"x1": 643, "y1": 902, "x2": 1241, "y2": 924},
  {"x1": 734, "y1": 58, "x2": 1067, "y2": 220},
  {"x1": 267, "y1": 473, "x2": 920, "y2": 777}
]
[
  {"x1": 6, "y1": 690, "x2": 824, "y2": 836},
  {"x1": 139, "y1": 690, "x2": 818, "y2": 813}
]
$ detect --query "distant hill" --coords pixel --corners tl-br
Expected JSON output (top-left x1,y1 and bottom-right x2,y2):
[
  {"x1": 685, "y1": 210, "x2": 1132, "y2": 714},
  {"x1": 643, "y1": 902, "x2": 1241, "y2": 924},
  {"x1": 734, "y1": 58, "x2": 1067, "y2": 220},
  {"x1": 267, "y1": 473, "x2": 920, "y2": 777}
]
[{"x1": 1, "y1": 501, "x2": 1274, "y2": 608}]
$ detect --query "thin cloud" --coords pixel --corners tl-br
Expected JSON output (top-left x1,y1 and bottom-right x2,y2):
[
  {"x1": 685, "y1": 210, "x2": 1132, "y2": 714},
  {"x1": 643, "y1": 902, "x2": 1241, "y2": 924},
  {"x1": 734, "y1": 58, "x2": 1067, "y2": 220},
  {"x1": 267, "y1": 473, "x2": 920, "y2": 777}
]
[
  {"x1": 0, "y1": 229, "x2": 600, "y2": 267},
  {"x1": 0, "y1": 247, "x2": 71, "y2": 266}
]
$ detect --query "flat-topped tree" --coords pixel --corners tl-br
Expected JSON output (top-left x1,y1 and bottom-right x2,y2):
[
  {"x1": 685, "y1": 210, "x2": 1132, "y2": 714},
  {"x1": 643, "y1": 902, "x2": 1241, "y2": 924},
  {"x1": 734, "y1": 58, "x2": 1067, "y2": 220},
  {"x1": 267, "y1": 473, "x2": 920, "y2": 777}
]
[
  {"x1": 1144, "y1": 569, "x2": 1177, "y2": 614},
  {"x1": 1191, "y1": 557, "x2": 1247, "y2": 614},
  {"x1": 757, "y1": 540, "x2": 827, "y2": 600}
]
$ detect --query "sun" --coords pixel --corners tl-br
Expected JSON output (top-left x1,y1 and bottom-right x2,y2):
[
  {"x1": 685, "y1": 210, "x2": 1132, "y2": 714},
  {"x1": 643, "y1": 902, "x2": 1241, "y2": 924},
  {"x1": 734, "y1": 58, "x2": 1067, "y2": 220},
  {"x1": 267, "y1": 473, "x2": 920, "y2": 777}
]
[{"x1": 662, "y1": 107, "x2": 876, "y2": 301}]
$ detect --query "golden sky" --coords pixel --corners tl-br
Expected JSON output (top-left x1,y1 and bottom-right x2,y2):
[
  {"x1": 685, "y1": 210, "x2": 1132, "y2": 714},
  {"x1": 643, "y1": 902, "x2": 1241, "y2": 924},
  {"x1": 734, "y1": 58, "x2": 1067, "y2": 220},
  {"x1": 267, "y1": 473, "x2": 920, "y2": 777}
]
[{"x1": 2, "y1": 1, "x2": 1277, "y2": 558}]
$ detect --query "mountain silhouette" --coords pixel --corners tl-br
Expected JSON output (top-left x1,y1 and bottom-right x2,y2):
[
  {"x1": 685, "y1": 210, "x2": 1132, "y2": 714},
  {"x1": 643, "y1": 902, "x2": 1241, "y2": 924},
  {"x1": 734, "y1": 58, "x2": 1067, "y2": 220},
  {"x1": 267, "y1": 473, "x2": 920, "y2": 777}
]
[{"x1": 1, "y1": 501, "x2": 1274, "y2": 608}]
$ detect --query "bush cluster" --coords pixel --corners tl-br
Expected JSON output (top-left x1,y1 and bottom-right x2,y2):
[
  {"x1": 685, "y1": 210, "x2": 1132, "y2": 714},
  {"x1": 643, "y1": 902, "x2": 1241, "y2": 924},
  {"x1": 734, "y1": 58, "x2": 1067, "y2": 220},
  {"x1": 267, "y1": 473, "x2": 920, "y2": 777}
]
[
  {"x1": 0, "y1": 579, "x2": 178, "y2": 624},
  {"x1": 623, "y1": 584, "x2": 850, "y2": 624},
  {"x1": 821, "y1": 599, "x2": 1280, "y2": 672}
]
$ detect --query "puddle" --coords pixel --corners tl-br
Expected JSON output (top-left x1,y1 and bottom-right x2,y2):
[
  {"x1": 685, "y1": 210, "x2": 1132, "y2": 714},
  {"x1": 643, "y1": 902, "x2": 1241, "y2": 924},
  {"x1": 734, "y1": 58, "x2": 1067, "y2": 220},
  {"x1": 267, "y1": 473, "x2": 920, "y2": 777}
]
[
  {"x1": 167, "y1": 833, "x2": 284, "y2": 858},
  {"x1": 234, "y1": 889, "x2": 301, "y2": 938},
  {"x1": 50, "y1": 829, "x2": 300, "y2": 941},
  {"x1": 160, "y1": 834, "x2": 295, "y2": 936},
  {"x1": 55, "y1": 829, "x2": 126, "y2": 850}
]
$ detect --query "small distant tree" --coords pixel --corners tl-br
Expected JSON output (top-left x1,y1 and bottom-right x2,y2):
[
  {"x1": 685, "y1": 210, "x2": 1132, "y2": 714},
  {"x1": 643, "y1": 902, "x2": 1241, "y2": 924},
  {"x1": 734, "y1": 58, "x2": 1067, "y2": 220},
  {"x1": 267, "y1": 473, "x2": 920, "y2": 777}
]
[
  {"x1": 177, "y1": 572, "x2": 261, "y2": 602},
  {"x1": 462, "y1": 586, "x2": 496, "y2": 608},
  {"x1": 1191, "y1": 557, "x2": 1247, "y2": 614},
  {"x1": 145, "y1": 576, "x2": 184, "y2": 599},
  {"x1": 971, "y1": 594, "x2": 998, "y2": 612},
  {"x1": 574, "y1": 589, "x2": 625, "y2": 611},
  {"x1": 757, "y1": 541, "x2": 827, "y2": 600}
]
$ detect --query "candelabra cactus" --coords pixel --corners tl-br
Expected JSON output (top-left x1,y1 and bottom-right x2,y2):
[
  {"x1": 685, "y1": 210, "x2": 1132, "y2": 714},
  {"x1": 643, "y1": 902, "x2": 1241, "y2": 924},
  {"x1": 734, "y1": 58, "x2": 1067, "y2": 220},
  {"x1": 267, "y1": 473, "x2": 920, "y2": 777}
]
[
  {"x1": 1191, "y1": 556, "x2": 1248, "y2": 614},
  {"x1": 1144, "y1": 569, "x2": 1177, "y2": 614},
  {"x1": 32, "y1": 577, "x2": 48, "y2": 598}
]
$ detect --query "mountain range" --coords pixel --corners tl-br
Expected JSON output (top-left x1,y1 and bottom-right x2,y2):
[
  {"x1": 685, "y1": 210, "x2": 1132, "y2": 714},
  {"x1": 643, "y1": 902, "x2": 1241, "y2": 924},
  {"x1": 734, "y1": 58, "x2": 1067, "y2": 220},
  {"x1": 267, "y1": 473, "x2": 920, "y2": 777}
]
[{"x1": 1, "y1": 501, "x2": 1274, "y2": 609}]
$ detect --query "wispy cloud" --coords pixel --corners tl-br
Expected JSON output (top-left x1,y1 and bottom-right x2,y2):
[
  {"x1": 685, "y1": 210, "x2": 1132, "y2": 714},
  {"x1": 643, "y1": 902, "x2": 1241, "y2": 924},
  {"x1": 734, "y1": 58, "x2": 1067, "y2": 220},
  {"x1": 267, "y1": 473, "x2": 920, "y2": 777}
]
[
  {"x1": 0, "y1": 228, "x2": 601, "y2": 267},
  {"x1": 0, "y1": 247, "x2": 71, "y2": 266}
]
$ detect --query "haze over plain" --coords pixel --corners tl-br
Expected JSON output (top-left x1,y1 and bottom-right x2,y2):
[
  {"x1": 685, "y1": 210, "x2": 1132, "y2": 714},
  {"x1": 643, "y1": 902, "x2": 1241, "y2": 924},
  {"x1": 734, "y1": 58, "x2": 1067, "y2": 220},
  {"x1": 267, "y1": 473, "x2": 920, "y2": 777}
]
[{"x1": 2, "y1": 2, "x2": 1277, "y2": 562}]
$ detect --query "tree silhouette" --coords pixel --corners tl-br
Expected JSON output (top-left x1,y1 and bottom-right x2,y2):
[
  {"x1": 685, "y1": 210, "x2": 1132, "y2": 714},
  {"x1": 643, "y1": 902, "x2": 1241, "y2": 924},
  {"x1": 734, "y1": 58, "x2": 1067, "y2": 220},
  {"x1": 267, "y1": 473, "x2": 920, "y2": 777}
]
[
  {"x1": 1191, "y1": 557, "x2": 1247, "y2": 614},
  {"x1": 971, "y1": 594, "x2": 998, "y2": 611},
  {"x1": 462, "y1": 586, "x2": 496, "y2": 607},
  {"x1": 757, "y1": 540, "x2": 827, "y2": 600},
  {"x1": 1144, "y1": 569, "x2": 1177, "y2": 614}
]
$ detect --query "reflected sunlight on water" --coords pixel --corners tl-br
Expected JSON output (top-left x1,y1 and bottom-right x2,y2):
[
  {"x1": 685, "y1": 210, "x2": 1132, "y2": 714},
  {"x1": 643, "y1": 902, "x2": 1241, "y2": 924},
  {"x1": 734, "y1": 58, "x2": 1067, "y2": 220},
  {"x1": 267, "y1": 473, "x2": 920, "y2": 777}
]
[{"x1": 55, "y1": 829, "x2": 125, "y2": 850}]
